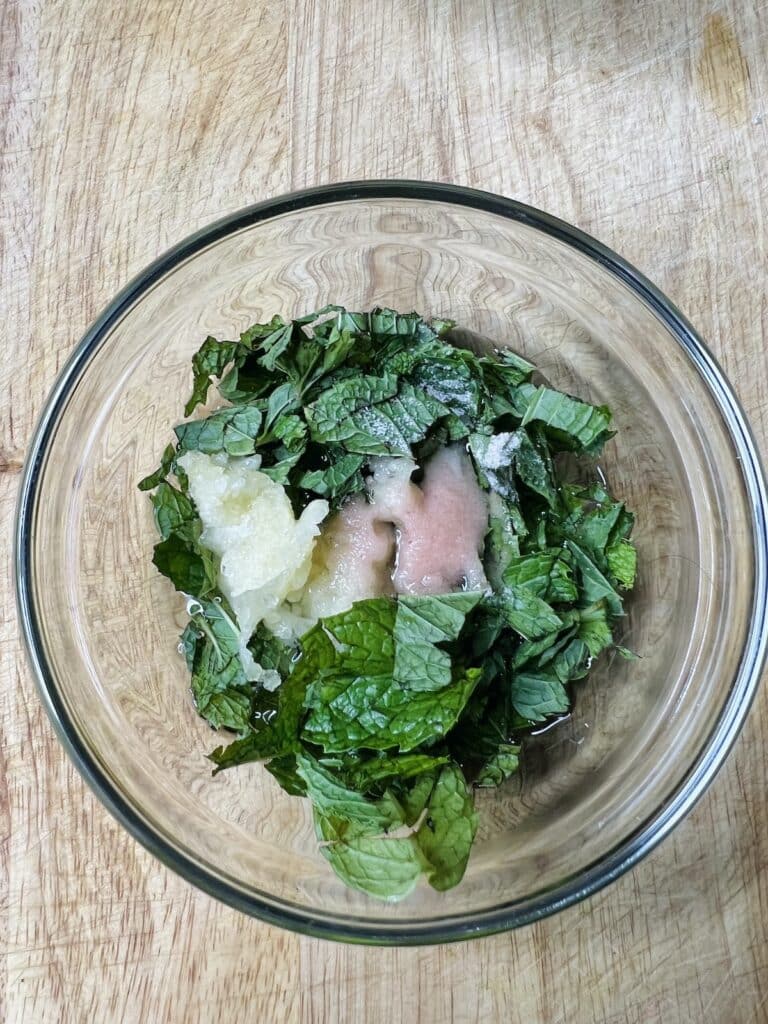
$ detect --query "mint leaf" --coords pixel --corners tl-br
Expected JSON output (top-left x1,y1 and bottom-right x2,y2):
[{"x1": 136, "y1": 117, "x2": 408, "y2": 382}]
[
  {"x1": 392, "y1": 641, "x2": 452, "y2": 691},
  {"x1": 174, "y1": 405, "x2": 264, "y2": 457},
  {"x1": 259, "y1": 448, "x2": 303, "y2": 485},
  {"x1": 138, "y1": 442, "x2": 176, "y2": 491},
  {"x1": 306, "y1": 374, "x2": 399, "y2": 439},
  {"x1": 469, "y1": 431, "x2": 522, "y2": 499},
  {"x1": 185, "y1": 337, "x2": 242, "y2": 416},
  {"x1": 306, "y1": 598, "x2": 396, "y2": 676},
  {"x1": 395, "y1": 773, "x2": 440, "y2": 826},
  {"x1": 269, "y1": 414, "x2": 307, "y2": 454},
  {"x1": 484, "y1": 492, "x2": 524, "y2": 589},
  {"x1": 399, "y1": 594, "x2": 475, "y2": 645},
  {"x1": 303, "y1": 667, "x2": 481, "y2": 753},
  {"x1": 475, "y1": 744, "x2": 520, "y2": 788},
  {"x1": 344, "y1": 382, "x2": 449, "y2": 456},
  {"x1": 578, "y1": 603, "x2": 614, "y2": 657},
  {"x1": 515, "y1": 429, "x2": 557, "y2": 507},
  {"x1": 445, "y1": 679, "x2": 523, "y2": 785},
  {"x1": 478, "y1": 351, "x2": 535, "y2": 396},
  {"x1": 470, "y1": 428, "x2": 556, "y2": 508},
  {"x1": 558, "y1": 483, "x2": 623, "y2": 556},
  {"x1": 566, "y1": 540, "x2": 624, "y2": 615},
  {"x1": 503, "y1": 549, "x2": 561, "y2": 595},
  {"x1": 512, "y1": 615, "x2": 578, "y2": 669},
  {"x1": 150, "y1": 481, "x2": 197, "y2": 542},
  {"x1": 499, "y1": 550, "x2": 579, "y2": 639},
  {"x1": 208, "y1": 729, "x2": 279, "y2": 772},
  {"x1": 552, "y1": 638, "x2": 591, "y2": 683},
  {"x1": 348, "y1": 754, "x2": 449, "y2": 790},
  {"x1": 218, "y1": 356, "x2": 279, "y2": 404},
  {"x1": 545, "y1": 553, "x2": 577, "y2": 603},
  {"x1": 518, "y1": 384, "x2": 614, "y2": 453},
  {"x1": 209, "y1": 641, "x2": 316, "y2": 771},
  {"x1": 407, "y1": 356, "x2": 482, "y2": 420},
  {"x1": 606, "y1": 538, "x2": 637, "y2": 588},
  {"x1": 299, "y1": 596, "x2": 481, "y2": 750},
  {"x1": 295, "y1": 754, "x2": 395, "y2": 830},
  {"x1": 152, "y1": 533, "x2": 217, "y2": 599},
  {"x1": 393, "y1": 593, "x2": 482, "y2": 691},
  {"x1": 416, "y1": 765, "x2": 477, "y2": 891},
  {"x1": 298, "y1": 453, "x2": 366, "y2": 500},
  {"x1": 247, "y1": 623, "x2": 294, "y2": 677},
  {"x1": 182, "y1": 599, "x2": 254, "y2": 731},
  {"x1": 265, "y1": 754, "x2": 307, "y2": 796},
  {"x1": 510, "y1": 670, "x2": 569, "y2": 722},
  {"x1": 367, "y1": 307, "x2": 451, "y2": 345},
  {"x1": 259, "y1": 321, "x2": 298, "y2": 371},
  {"x1": 320, "y1": 834, "x2": 425, "y2": 901},
  {"x1": 307, "y1": 375, "x2": 448, "y2": 456},
  {"x1": 499, "y1": 589, "x2": 563, "y2": 640}
]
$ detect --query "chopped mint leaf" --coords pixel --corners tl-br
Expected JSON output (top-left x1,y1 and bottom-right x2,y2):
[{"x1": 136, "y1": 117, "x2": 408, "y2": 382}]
[
  {"x1": 415, "y1": 765, "x2": 477, "y2": 891},
  {"x1": 407, "y1": 356, "x2": 482, "y2": 420},
  {"x1": 174, "y1": 405, "x2": 264, "y2": 457},
  {"x1": 566, "y1": 540, "x2": 624, "y2": 616},
  {"x1": 499, "y1": 549, "x2": 583, "y2": 639},
  {"x1": 578, "y1": 604, "x2": 614, "y2": 657},
  {"x1": 303, "y1": 667, "x2": 481, "y2": 753},
  {"x1": 298, "y1": 595, "x2": 481, "y2": 750},
  {"x1": 306, "y1": 374, "x2": 399, "y2": 437},
  {"x1": 150, "y1": 481, "x2": 198, "y2": 542},
  {"x1": 295, "y1": 754, "x2": 396, "y2": 831},
  {"x1": 499, "y1": 589, "x2": 563, "y2": 640},
  {"x1": 551, "y1": 638, "x2": 591, "y2": 683},
  {"x1": 518, "y1": 384, "x2": 614, "y2": 453},
  {"x1": 548, "y1": 554, "x2": 578, "y2": 603},
  {"x1": 475, "y1": 744, "x2": 520, "y2": 788},
  {"x1": 308, "y1": 379, "x2": 448, "y2": 456},
  {"x1": 320, "y1": 833, "x2": 425, "y2": 901},
  {"x1": 483, "y1": 491, "x2": 525, "y2": 589},
  {"x1": 298, "y1": 453, "x2": 366, "y2": 500},
  {"x1": 510, "y1": 670, "x2": 570, "y2": 723},
  {"x1": 142, "y1": 304, "x2": 638, "y2": 901},
  {"x1": 394, "y1": 772, "x2": 440, "y2": 826},
  {"x1": 247, "y1": 623, "x2": 294, "y2": 677},
  {"x1": 265, "y1": 755, "x2": 307, "y2": 796},
  {"x1": 348, "y1": 754, "x2": 450, "y2": 790},
  {"x1": 185, "y1": 337, "x2": 243, "y2": 416},
  {"x1": 393, "y1": 593, "x2": 483, "y2": 691},
  {"x1": 138, "y1": 442, "x2": 176, "y2": 491},
  {"x1": 470, "y1": 427, "x2": 557, "y2": 510},
  {"x1": 209, "y1": 638, "x2": 317, "y2": 771},
  {"x1": 606, "y1": 538, "x2": 637, "y2": 588},
  {"x1": 512, "y1": 617, "x2": 578, "y2": 670},
  {"x1": 181, "y1": 599, "x2": 255, "y2": 731},
  {"x1": 152, "y1": 533, "x2": 218, "y2": 599}
]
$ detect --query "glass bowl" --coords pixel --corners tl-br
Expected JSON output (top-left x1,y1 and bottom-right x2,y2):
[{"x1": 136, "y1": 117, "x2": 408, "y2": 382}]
[{"x1": 16, "y1": 182, "x2": 768, "y2": 944}]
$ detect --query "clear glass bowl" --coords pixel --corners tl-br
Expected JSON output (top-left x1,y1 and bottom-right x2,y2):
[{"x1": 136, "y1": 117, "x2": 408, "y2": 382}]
[{"x1": 16, "y1": 182, "x2": 768, "y2": 944}]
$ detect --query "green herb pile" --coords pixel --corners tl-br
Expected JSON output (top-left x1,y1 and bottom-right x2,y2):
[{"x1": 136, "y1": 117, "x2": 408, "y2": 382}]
[{"x1": 140, "y1": 306, "x2": 637, "y2": 900}]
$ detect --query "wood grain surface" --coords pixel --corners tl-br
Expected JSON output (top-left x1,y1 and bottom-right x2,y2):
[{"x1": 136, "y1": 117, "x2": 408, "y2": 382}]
[{"x1": 3, "y1": 1, "x2": 768, "y2": 1021}]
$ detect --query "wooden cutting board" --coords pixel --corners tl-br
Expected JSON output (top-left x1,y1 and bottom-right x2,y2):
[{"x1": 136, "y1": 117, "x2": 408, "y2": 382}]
[{"x1": 3, "y1": 1, "x2": 767, "y2": 1021}]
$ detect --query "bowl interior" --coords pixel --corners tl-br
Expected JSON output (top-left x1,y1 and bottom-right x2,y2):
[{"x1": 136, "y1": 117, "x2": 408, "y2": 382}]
[{"x1": 22, "y1": 194, "x2": 761, "y2": 939}]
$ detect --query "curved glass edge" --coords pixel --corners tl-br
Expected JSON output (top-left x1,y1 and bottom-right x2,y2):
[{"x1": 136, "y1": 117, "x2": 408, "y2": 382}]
[{"x1": 14, "y1": 180, "x2": 768, "y2": 945}]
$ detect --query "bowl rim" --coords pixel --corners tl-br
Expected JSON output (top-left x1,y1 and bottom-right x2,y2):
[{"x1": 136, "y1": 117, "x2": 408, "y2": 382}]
[{"x1": 15, "y1": 179, "x2": 768, "y2": 945}]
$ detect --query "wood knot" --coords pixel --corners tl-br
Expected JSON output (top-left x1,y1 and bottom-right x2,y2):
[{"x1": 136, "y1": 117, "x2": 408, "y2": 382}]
[
  {"x1": 0, "y1": 449, "x2": 24, "y2": 474},
  {"x1": 696, "y1": 14, "x2": 750, "y2": 123}
]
